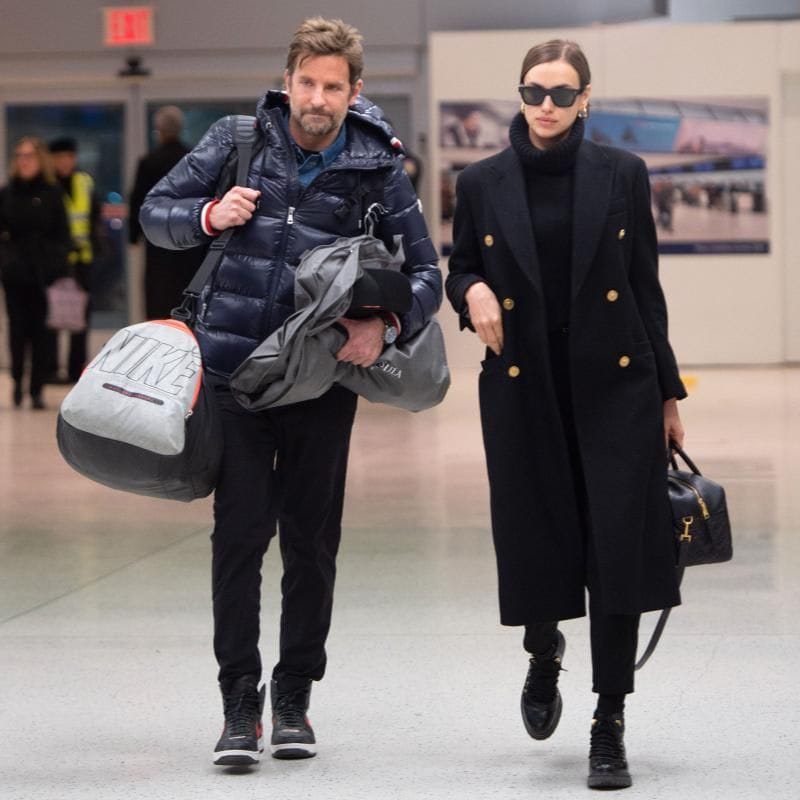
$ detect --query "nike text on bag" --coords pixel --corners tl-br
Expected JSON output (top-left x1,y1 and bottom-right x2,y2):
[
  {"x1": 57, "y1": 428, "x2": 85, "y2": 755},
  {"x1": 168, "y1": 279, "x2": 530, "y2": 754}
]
[{"x1": 57, "y1": 319, "x2": 221, "y2": 501}]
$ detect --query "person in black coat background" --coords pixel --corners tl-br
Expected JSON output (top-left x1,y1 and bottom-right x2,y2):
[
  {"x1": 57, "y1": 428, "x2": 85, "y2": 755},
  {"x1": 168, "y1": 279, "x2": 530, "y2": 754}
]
[
  {"x1": 0, "y1": 137, "x2": 70, "y2": 409},
  {"x1": 446, "y1": 40, "x2": 686, "y2": 791},
  {"x1": 128, "y1": 105, "x2": 205, "y2": 319}
]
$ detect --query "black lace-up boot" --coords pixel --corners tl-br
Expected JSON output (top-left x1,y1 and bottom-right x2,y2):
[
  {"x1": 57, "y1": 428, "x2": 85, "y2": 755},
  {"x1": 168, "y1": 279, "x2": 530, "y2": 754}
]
[
  {"x1": 588, "y1": 712, "x2": 632, "y2": 789},
  {"x1": 520, "y1": 629, "x2": 565, "y2": 740},
  {"x1": 213, "y1": 675, "x2": 265, "y2": 766},
  {"x1": 270, "y1": 679, "x2": 316, "y2": 759}
]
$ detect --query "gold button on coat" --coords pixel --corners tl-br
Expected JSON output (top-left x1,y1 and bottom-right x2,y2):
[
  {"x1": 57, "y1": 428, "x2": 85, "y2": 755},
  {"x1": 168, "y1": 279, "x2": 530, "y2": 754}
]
[
  {"x1": 618, "y1": 355, "x2": 631, "y2": 368},
  {"x1": 618, "y1": 228, "x2": 626, "y2": 240},
  {"x1": 502, "y1": 297, "x2": 515, "y2": 310},
  {"x1": 484, "y1": 234, "x2": 494, "y2": 247},
  {"x1": 606, "y1": 289, "x2": 619, "y2": 302},
  {"x1": 508, "y1": 365, "x2": 521, "y2": 378}
]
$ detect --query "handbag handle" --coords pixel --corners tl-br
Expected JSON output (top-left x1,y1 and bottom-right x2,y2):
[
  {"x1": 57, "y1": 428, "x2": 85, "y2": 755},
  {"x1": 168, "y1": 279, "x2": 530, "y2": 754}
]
[{"x1": 668, "y1": 440, "x2": 702, "y2": 475}]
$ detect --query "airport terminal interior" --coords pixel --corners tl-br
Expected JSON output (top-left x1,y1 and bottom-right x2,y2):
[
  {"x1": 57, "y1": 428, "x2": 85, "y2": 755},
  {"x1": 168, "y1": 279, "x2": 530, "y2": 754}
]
[
  {"x1": 0, "y1": 365, "x2": 798, "y2": 799},
  {"x1": 2, "y1": 1, "x2": 800, "y2": 799}
]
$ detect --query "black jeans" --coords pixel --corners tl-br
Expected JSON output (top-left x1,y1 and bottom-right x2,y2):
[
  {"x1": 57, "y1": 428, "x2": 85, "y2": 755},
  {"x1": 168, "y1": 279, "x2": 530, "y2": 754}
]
[
  {"x1": 3, "y1": 283, "x2": 49, "y2": 397},
  {"x1": 210, "y1": 380, "x2": 358, "y2": 689},
  {"x1": 46, "y1": 321, "x2": 89, "y2": 382}
]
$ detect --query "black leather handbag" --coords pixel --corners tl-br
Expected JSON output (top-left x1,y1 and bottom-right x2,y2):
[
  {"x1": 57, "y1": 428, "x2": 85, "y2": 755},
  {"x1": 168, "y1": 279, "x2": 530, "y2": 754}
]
[
  {"x1": 635, "y1": 443, "x2": 733, "y2": 669},
  {"x1": 667, "y1": 445, "x2": 733, "y2": 568}
]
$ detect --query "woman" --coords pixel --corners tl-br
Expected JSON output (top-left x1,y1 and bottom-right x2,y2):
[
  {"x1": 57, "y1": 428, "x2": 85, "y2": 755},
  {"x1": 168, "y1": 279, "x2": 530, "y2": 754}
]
[
  {"x1": 446, "y1": 40, "x2": 686, "y2": 791},
  {"x1": 0, "y1": 137, "x2": 70, "y2": 408}
]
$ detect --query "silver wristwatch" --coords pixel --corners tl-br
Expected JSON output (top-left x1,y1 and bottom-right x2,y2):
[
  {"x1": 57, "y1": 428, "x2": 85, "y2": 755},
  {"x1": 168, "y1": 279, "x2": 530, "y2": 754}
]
[{"x1": 382, "y1": 318, "x2": 398, "y2": 345}]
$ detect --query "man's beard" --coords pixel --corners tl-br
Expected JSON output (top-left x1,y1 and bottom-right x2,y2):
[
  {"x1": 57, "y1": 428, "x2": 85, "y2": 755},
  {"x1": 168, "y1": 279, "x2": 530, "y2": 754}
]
[{"x1": 295, "y1": 107, "x2": 341, "y2": 138}]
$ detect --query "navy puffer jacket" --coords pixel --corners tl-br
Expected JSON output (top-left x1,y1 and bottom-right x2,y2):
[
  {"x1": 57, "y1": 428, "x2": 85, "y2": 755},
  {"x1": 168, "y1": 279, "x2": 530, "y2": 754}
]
[{"x1": 140, "y1": 91, "x2": 441, "y2": 378}]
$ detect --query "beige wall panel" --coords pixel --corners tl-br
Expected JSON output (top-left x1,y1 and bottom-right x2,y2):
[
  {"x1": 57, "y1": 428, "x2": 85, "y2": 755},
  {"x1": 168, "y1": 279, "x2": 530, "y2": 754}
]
[
  {"x1": 782, "y1": 72, "x2": 800, "y2": 362},
  {"x1": 603, "y1": 23, "x2": 780, "y2": 95},
  {"x1": 778, "y1": 21, "x2": 800, "y2": 71}
]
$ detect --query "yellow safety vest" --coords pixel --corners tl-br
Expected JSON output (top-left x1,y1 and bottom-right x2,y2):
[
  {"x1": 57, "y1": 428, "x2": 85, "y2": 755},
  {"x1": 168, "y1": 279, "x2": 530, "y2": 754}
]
[{"x1": 63, "y1": 171, "x2": 94, "y2": 265}]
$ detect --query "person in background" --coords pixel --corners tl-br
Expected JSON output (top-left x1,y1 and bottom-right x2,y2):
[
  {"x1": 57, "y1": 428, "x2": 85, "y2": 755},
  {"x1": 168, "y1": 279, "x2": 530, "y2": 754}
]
[
  {"x1": 0, "y1": 137, "x2": 70, "y2": 409},
  {"x1": 48, "y1": 136, "x2": 103, "y2": 383},
  {"x1": 441, "y1": 104, "x2": 500, "y2": 149},
  {"x1": 140, "y1": 17, "x2": 440, "y2": 768},
  {"x1": 446, "y1": 39, "x2": 686, "y2": 791},
  {"x1": 129, "y1": 105, "x2": 205, "y2": 319}
]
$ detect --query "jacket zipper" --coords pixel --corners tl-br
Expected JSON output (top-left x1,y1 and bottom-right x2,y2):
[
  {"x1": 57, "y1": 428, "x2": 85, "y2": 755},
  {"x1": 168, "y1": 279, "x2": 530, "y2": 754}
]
[{"x1": 261, "y1": 114, "x2": 391, "y2": 332}]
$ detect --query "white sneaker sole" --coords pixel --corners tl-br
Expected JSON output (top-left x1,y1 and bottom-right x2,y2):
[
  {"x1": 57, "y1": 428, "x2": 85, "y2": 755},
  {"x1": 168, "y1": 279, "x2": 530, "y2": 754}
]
[
  {"x1": 270, "y1": 742, "x2": 316, "y2": 759},
  {"x1": 213, "y1": 737, "x2": 264, "y2": 766}
]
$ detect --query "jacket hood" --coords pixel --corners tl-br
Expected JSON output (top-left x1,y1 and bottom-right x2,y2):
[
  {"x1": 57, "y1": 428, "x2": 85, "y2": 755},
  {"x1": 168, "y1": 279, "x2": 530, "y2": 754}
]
[{"x1": 255, "y1": 90, "x2": 405, "y2": 157}]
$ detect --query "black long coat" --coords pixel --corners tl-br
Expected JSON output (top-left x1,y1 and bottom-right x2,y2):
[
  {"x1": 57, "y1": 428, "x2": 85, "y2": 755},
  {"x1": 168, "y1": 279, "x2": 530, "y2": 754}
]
[
  {"x1": 446, "y1": 139, "x2": 686, "y2": 625},
  {"x1": 0, "y1": 175, "x2": 70, "y2": 287}
]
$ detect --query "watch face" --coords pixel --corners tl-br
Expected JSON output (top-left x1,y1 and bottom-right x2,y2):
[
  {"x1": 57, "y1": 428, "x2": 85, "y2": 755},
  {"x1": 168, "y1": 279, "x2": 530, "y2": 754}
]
[{"x1": 383, "y1": 323, "x2": 398, "y2": 344}]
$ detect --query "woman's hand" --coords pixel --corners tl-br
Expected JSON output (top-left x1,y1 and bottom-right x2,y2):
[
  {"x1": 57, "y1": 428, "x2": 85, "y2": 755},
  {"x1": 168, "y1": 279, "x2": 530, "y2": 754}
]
[
  {"x1": 465, "y1": 282, "x2": 503, "y2": 355},
  {"x1": 664, "y1": 397, "x2": 685, "y2": 449}
]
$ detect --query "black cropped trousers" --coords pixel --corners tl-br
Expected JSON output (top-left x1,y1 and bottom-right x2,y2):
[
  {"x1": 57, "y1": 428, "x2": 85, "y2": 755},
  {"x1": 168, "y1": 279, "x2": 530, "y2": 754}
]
[{"x1": 526, "y1": 331, "x2": 640, "y2": 695}]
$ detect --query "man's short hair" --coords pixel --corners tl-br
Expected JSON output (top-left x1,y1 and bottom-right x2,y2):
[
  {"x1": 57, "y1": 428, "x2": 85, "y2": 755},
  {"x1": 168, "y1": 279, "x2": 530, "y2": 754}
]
[
  {"x1": 286, "y1": 17, "x2": 364, "y2": 86},
  {"x1": 154, "y1": 105, "x2": 184, "y2": 140}
]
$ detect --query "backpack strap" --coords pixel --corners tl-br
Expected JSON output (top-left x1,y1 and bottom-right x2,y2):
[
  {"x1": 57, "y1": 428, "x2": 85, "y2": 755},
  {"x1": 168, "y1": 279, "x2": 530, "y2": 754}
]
[{"x1": 171, "y1": 115, "x2": 260, "y2": 325}]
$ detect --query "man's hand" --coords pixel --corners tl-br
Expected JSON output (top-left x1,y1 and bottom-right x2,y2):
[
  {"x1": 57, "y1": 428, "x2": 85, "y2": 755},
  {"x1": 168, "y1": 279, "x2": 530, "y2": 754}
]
[
  {"x1": 664, "y1": 397, "x2": 685, "y2": 449},
  {"x1": 465, "y1": 282, "x2": 503, "y2": 355},
  {"x1": 208, "y1": 187, "x2": 261, "y2": 231},
  {"x1": 335, "y1": 316, "x2": 384, "y2": 367}
]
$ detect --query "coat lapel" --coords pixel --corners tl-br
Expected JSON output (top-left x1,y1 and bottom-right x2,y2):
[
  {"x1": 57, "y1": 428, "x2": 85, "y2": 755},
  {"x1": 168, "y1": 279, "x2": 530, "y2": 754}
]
[
  {"x1": 571, "y1": 141, "x2": 612, "y2": 300},
  {"x1": 485, "y1": 150, "x2": 543, "y2": 297}
]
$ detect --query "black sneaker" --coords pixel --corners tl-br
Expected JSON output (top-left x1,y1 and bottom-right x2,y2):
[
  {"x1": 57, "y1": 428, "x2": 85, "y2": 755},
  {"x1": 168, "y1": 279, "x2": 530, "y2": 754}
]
[
  {"x1": 213, "y1": 675, "x2": 265, "y2": 766},
  {"x1": 520, "y1": 629, "x2": 565, "y2": 740},
  {"x1": 270, "y1": 679, "x2": 316, "y2": 759},
  {"x1": 588, "y1": 712, "x2": 632, "y2": 789}
]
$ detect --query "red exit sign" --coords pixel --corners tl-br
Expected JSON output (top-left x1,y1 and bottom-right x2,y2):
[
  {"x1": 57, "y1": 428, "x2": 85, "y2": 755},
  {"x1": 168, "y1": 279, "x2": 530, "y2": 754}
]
[{"x1": 103, "y1": 6, "x2": 154, "y2": 46}]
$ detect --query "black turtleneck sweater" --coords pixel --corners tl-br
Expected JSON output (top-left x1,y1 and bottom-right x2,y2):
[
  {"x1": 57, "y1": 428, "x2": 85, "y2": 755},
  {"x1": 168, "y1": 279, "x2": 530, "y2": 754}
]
[{"x1": 508, "y1": 113, "x2": 584, "y2": 334}]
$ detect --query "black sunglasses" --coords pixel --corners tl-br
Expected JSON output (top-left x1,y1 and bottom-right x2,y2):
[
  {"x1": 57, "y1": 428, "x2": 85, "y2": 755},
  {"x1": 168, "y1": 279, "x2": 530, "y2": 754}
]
[{"x1": 518, "y1": 84, "x2": 584, "y2": 108}]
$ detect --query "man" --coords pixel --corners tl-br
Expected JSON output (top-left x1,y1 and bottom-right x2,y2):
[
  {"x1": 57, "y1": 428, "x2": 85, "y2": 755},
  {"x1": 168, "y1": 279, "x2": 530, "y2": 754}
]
[
  {"x1": 140, "y1": 18, "x2": 441, "y2": 767},
  {"x1": 129, "y1": 105, "x2": 206, "y2": 319},
  {"x1": 48, "y1": 136, "x2": 102, "y2": 382}
]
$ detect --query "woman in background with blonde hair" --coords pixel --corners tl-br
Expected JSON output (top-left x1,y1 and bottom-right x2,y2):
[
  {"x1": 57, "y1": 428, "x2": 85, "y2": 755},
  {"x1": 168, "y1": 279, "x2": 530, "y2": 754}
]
[{"x1": 0, "y1": 137, "x2": 70, "y2": 408}]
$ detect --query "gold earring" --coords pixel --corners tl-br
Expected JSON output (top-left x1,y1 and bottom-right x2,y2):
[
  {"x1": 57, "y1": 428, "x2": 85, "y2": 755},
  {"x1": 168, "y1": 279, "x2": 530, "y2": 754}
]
[{"x1": 520, "y1": 102, "x2": 526, "y2": 114}]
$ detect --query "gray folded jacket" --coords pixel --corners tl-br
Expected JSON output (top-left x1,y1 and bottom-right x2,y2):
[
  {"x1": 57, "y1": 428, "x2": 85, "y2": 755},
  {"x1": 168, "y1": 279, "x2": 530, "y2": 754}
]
[{"x1": 229, "y1": 234, "x2": 449, "y2": 413}]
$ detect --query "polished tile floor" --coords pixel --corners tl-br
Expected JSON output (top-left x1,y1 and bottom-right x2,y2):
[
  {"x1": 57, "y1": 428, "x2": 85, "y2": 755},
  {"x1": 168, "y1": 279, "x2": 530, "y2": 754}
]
[{"x1": 0, "y1": 365, "x2": 798, "y2": 799}]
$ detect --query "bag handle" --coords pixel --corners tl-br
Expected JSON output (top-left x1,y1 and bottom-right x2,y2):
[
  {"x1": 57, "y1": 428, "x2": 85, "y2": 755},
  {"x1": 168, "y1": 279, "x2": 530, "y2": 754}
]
[
  {"x1": 669, "y1": 441, "x2": 702, "y2": 475},
  {"x1": 171, "y1": 115, "x2": 259, "y2": 325}
]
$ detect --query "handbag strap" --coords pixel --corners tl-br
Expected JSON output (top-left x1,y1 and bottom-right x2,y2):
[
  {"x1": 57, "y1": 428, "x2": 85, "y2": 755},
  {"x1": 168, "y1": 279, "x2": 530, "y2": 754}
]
[
  {"x1": 634, "y1": 548, "x2": 690, "y2": 670},
  {"x1": 171, "y1": 115, "x2": 259, "y2": 325},
  {"x1": 635, "y1": 439, "x2": 694, "y2": 671}
]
